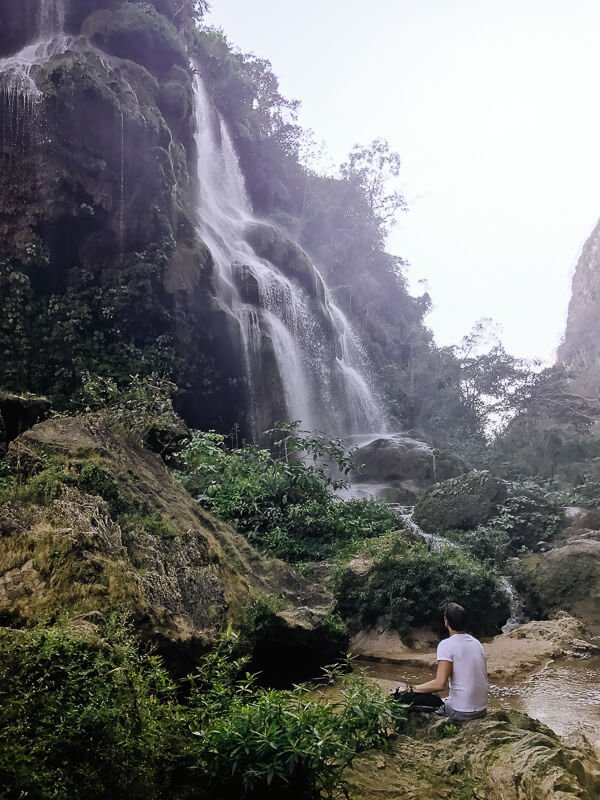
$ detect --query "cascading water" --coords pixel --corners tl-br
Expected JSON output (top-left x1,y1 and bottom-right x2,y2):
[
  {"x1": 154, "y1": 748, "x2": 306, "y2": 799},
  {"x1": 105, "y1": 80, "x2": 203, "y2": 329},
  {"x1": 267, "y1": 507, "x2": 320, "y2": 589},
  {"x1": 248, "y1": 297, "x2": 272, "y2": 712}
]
[
  {"x1": 192, "y1": 72, "x2": 387, "y2": 437},
  {"x1": 0, "y1": 0, "x2": 69, "y2": 153},
  {"x1": 38, "y1": 0, "x2": 65, "y2": 38}
]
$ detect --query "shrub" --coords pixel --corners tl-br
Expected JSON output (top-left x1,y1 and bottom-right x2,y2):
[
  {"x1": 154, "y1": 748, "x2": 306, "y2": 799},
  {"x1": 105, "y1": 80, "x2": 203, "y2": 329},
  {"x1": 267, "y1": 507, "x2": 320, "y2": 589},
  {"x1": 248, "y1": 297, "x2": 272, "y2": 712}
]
[
  {"x1": 486, "y1": 483, "x2": 563, "y2": 551},
  {"x1": 0, "y1": 620, "x2": 404, "y2": 800},
  {"x1": 80, "y1": 372, "x2": 183, "y2": 449},
  {"x1": 177, "y1": 426, "x2": 400, "y2": 561},
  {"x1": 444, "y1": 526, "x2": 512, "y2": 567},
  {"x1": 186, "y1": 637, "x2": 405, "y2": 800},
  {"x1": 334, "y1": 535, "x2": 510, "y2": 639},
  {"x1": 0, "y1": 618, "x2": 177, "y2": 800}
]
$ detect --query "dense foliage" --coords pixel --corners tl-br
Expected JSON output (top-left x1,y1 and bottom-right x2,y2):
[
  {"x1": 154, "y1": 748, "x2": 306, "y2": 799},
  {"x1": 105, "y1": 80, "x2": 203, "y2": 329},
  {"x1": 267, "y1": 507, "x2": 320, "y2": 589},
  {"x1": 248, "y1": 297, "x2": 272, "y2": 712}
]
[
  {"x1": 334, "y1": 534, "x2": 510, "y2": 640},
  {"x1": 177, "y1": 424, "x2": 401, "y2": 561},
  {"x1": 0, "y1": 620, "x2": 405, "y2": 800}
]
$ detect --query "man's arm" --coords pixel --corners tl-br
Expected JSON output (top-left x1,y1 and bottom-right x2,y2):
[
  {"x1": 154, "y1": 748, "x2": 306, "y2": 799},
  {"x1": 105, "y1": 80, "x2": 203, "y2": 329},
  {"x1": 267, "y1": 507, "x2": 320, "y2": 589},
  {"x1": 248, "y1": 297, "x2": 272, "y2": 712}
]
[{"x1": 413, "y1": 659, "x2": 452, "y2": 694}]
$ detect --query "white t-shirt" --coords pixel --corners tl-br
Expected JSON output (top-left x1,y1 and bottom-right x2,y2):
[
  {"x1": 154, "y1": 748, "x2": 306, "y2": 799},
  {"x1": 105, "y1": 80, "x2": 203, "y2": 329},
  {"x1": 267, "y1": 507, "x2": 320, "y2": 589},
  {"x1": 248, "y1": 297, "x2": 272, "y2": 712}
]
[{"x1": 436, "y1": 633, "x2": 488, "y2": 713}]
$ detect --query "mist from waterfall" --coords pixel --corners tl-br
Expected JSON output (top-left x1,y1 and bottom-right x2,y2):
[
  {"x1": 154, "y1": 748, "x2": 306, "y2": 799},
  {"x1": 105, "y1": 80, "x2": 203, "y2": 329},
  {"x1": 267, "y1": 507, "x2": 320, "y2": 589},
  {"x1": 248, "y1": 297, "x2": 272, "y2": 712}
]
[{"x1": 192, "y1": 72, "x2": 387, "y2": 437}]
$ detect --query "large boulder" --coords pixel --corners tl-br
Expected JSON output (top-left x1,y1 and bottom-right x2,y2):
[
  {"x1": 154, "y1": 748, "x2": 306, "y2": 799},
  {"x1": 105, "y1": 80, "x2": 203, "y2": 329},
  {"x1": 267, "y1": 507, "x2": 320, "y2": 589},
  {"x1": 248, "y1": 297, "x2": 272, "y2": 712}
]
[
  {"x1": 0, "y1": 416, "x2": 347, "y2": 680},
  {"x1": 345, "y1": 710, "x2": 600, "y2": 800},
  {"x1": 413, "y1": 470, "x2": 508, "y2": 533},
  {"x1": 529, "y1": 531, "x2": 600, "y2": 632},
  {"x1": 350, "y1": 434, "x2": 467, "y2": 502}
]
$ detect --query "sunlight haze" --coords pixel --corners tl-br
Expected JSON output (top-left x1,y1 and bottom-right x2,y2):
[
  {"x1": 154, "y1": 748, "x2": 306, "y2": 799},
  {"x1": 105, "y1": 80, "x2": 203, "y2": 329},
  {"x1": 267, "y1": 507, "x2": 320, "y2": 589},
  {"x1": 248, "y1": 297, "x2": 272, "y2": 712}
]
[{"x1": 206, "y1": 0, "x2": 600, "y2": 361}]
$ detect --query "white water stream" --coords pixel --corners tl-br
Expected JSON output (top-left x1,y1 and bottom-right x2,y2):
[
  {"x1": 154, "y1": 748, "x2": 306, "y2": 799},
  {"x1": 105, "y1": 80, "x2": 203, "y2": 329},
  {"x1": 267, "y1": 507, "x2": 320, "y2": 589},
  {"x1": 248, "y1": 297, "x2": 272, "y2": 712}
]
[
  {"x1": 0, "y1": 1, "x2": 70, "y2": 150},
  {"x1": 191, "y1": 72, "x2": 387, "y2": 437}
]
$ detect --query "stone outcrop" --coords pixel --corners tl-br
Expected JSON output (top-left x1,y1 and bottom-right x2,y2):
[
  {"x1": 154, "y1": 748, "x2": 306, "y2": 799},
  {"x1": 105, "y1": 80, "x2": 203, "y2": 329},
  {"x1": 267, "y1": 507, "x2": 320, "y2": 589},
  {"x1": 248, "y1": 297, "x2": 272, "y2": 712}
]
[
  {"x1": 559, "y1": 216, "x2": 600, "y2": 371},
  {"x1": 348, "y1": 434, "x2": 467, "y2": 503},
  {"x1": 413, "y1": 470, "x2": 507, "y2": 532},
  {"x1": 0, "y1": 416, "x2": 347, "y2": 679},
  {"x1": 345, "y1": 710, "x2": 600, "y2": 800},
  {"x1": 0, "y1": 1, "x2": 248, "y2": 432},
  {"x1": 529, "y1": 529, "x2": 600, "y2": 633}
]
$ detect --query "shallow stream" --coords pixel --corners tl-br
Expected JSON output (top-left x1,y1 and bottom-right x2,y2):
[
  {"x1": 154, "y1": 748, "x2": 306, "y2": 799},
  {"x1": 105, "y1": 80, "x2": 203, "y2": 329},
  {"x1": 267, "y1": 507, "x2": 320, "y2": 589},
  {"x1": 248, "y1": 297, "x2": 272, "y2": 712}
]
[{"x1": 355, "y1": 655, "x2": 600, "y2": 754}]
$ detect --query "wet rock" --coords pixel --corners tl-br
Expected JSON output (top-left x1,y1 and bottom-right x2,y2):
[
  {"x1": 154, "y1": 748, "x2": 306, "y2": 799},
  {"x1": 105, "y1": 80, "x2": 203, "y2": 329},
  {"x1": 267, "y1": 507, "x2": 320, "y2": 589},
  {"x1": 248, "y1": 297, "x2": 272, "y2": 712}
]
[
  {"x1": 414, "y1": 470, "x2": 507, "y2": 532},
  {"x1": 351, "y1": 434, "x2": 467, "y2": 497},
  {"x1": 529, "y1": 532, "x2": 600, "y2": 631}
]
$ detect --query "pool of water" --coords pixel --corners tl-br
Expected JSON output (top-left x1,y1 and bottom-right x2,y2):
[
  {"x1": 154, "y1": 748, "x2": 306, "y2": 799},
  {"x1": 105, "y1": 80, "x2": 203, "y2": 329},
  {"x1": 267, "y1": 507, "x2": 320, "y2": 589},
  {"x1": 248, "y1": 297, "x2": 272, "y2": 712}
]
[{"x1": 355, "y1": 655, "x2": 600, "y2": 754}]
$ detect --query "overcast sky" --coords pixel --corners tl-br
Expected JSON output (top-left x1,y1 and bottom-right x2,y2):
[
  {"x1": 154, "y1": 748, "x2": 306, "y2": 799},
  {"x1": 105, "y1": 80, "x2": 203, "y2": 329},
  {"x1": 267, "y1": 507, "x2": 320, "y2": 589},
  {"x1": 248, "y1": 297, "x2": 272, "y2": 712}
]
[{"x1": 206, "y1": 0, "x2": 600, "y2": 361}]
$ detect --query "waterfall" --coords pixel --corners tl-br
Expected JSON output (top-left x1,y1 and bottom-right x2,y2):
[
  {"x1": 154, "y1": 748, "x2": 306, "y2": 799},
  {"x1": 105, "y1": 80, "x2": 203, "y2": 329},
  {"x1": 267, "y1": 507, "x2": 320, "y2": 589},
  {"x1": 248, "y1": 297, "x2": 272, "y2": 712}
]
[
  {"x1": 38, "y1": 0, "x2": 65, "y2": 38},
  {"x1": 192, "y1": 72, "x2": 387, "y2": 437},
  {"x1": 500, "y1": 577, "x2": 526, "y2": 633},
  {"x1": 0, "y1": 1, "x2": 68, "y2": 153}
]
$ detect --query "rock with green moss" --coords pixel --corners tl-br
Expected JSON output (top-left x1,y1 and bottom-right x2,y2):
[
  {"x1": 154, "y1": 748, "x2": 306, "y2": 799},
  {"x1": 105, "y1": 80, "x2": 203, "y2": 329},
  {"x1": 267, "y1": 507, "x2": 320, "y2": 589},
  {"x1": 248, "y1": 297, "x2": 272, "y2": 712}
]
[
  {"x1": 414, "y1": 470, "x2": 508, "y2": 533},
  {"x1": 0, "y1": 8, "x2": 247, "y2": 430},
  {"x1": 528, "y1": 532, "x2": 600, "y2": 630},
  {"x1": 81, "y1": 4, "x2": 187, "y2": 76},
  {"x1": 345, "y1": 710, "x2": 600, "y2": 800},
  {"x1": 0, "y1": 416, "x2": 346, "y2": 678}
]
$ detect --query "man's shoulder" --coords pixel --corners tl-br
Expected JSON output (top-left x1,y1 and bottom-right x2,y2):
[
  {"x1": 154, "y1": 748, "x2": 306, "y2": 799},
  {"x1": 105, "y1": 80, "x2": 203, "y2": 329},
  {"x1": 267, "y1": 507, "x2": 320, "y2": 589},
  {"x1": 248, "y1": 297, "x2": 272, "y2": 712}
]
[{"x1": 436, "y1": 637, "x2": 454, "y2": 660}]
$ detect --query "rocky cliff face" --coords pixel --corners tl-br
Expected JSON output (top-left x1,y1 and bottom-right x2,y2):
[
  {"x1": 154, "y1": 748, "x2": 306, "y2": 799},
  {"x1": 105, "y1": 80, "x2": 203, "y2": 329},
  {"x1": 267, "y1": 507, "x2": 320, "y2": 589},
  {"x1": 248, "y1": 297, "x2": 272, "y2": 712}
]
[
  {"x1": 559, "y1": 217, "x2": 600, "y2": 376},
  {"x1": 0, "y1": 0, "x2": 390, "y2": 440},
  {"x1": 0, "y1": 0, "x2": 248, "y2": 431}
]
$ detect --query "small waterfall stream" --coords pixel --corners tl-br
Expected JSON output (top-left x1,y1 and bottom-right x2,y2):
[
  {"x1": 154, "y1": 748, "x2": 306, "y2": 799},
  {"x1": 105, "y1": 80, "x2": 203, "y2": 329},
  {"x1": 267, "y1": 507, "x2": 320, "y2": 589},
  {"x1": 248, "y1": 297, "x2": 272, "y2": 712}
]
[
  {"x1": 38, "y1": 0, "x2": 65, "y2": 37},
  {"x1": 191, "y1": 73, "x2": 387, "y2": 437},
  {"x1": 0, "y1": 1, "x2": 69, "y2": 151}
]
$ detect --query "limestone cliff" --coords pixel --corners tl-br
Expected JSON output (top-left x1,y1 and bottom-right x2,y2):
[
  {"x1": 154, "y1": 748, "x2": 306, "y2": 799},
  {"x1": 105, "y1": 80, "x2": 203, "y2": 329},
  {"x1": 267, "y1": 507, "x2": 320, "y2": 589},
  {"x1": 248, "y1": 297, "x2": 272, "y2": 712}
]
[
  {"x1": 559, "y1": 217, "x2": 600, "y2": 382},
  {"x1": 0, "y1": 0, "x2": 248, "y2": 431}
]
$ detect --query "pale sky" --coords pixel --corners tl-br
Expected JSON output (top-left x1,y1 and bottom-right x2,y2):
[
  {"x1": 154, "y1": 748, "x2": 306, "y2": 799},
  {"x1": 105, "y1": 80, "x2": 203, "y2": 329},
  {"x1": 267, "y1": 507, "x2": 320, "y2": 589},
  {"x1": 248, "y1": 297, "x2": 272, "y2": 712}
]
[{"x1": 206, "y1": 0, "x2": 600, "y2": 361}]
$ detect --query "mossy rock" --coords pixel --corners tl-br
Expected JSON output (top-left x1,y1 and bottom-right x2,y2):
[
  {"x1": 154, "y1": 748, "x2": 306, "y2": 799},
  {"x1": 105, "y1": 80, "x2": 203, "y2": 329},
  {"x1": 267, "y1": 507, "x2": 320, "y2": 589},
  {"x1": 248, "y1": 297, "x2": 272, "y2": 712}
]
[
  {"x1": 0, "y1": 416, "x2": 344, "y2": 679},
  {"x1": 81, "y1": 4, "x2": 187, "y2": 76},
  {"x1": 414, "y1": 471, "x2": 508, "y2": 533},
  {"x1": 529, "y1": 533, "x2": 600, "y2": 628}
]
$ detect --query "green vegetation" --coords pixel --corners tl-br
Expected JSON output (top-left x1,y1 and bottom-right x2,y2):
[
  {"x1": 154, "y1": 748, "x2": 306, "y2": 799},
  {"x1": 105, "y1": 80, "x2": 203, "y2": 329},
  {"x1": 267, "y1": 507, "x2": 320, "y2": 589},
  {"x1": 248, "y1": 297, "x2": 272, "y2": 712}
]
[
  {"x1": 177, "y1": 423, "x2": 401, "y2": 561},
  {"x1": 335, "y1": 533, "x2": 510, "y2": 640},
  {"x1": 0, "y1": 619, "x2": 405, "y2": 800},
  {"x1": 413, "y1": 471, "x2": 508, "y2": 533}
]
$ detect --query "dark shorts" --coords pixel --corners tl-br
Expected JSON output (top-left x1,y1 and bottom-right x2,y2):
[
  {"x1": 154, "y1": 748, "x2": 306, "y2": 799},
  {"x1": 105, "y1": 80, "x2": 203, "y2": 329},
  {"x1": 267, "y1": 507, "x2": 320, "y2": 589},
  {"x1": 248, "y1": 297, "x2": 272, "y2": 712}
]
[{"x1": 436, "y1": 701, "x2": 487, "y2": 721}]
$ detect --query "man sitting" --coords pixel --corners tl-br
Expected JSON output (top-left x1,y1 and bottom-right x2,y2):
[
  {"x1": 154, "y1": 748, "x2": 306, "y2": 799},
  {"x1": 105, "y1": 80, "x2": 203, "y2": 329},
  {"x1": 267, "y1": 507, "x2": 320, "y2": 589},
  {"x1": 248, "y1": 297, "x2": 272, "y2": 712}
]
[{"x1": 411, "y1": 602, "x2": 488, "y2": 721}]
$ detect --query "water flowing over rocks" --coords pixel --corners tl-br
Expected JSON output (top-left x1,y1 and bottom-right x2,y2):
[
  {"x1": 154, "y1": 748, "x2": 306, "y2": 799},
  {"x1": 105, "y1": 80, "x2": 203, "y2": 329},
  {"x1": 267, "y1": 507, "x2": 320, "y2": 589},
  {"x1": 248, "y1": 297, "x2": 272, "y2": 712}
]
[{"x1": 191, "y1": 72, "x2": 387, "y2": 437}]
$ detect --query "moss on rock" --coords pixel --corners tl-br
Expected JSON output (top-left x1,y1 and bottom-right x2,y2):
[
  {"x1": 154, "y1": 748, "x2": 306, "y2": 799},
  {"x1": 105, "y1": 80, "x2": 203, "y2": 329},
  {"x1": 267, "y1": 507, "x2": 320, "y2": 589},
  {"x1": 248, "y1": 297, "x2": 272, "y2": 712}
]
[
  {"x1": 81, "y1": 4, "x2": 187, "y2": 77},
  {"x1": 0, "y1": 416, "x2": 345, "y2": 678},
  {"x1": 413, "y1": 470, "x2": 508, "y2": 533}
]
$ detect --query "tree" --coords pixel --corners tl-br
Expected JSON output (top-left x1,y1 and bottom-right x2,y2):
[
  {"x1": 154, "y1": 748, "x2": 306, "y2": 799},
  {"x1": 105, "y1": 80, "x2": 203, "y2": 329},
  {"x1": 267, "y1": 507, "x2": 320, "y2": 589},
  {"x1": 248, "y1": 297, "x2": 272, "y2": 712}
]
[{"x1": 340, "y1": 138, "x2": 407, "y2": 235}]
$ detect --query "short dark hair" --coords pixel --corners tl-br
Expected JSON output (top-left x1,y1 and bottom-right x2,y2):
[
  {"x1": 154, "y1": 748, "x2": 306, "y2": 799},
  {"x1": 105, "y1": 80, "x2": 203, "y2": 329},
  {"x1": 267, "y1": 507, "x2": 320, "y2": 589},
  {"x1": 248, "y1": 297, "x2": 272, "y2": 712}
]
[{"x1": 444, "y1": 603, "x2": 467, "y2": 631}]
